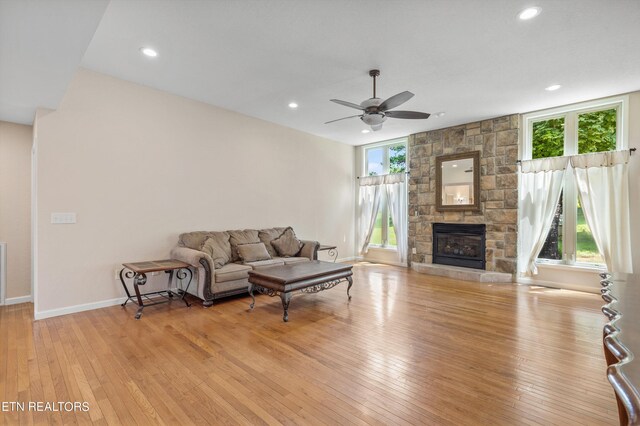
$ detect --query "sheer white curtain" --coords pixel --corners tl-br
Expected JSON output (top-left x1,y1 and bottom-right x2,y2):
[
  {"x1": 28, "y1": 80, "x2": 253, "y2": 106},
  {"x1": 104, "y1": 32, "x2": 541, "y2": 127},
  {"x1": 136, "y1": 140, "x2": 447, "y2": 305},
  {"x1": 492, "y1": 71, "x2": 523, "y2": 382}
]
[
  {"x1": 518, "y1": 157, "x2": 569, "y2": 276},
  {"x1": 571, "y1": 150, "x2": 633, "y2": 273},
  {"x1": 384, "y1": 174, "x2": 407, "y2": 264},
  {"x1": 358, "y1": 176, "x2": 383, "y2": 254}
]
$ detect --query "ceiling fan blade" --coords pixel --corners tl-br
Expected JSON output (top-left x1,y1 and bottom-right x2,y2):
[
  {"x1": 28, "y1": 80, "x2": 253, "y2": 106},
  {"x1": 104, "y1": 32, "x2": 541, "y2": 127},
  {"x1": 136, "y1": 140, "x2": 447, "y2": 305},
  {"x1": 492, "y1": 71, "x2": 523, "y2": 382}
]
[
  {"x1": 378, "y1": 91, "x2": 414, "y2": 112},
  {"x1": 385, "y1": 110, "x2": 431, "y2": 119},
  {"x1": 330, "y1": 99, "x2": 364, "y2": 110},
  {"x1": 371, "y1": 124, "x2": 383, "y2": 131},
  {"x1": 324, "y1": 114, "x2": 362, "y2": 124}
]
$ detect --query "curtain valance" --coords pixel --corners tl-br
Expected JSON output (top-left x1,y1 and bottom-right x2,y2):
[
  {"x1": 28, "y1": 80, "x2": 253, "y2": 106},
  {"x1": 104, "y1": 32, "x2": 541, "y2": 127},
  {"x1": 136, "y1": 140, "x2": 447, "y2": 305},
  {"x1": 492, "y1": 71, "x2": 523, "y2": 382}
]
[
  {"x1": 359, "y1": 173, "x2": 405, "y2": 186},
  {"x1": 520, "y1": 156, "x2": 569, "y2": 173},
  {"x1": 570, "y1": 149, "x2": 630, "y2": 169}
]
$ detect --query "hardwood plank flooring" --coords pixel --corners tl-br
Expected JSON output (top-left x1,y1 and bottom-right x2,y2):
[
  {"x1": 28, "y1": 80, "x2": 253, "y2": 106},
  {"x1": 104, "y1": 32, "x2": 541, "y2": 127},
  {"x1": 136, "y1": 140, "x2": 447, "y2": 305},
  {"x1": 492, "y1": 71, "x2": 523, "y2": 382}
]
[{"x1": 0, "y1": 263, "x2": 617, "y2": 425}]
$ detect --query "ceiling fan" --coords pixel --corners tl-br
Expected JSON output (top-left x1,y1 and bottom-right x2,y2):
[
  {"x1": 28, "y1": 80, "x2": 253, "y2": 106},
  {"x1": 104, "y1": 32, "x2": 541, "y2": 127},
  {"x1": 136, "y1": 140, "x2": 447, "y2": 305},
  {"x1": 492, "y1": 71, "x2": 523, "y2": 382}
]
[{"x1": 325, "y1": 69, "x2": 431, "y2": 132}]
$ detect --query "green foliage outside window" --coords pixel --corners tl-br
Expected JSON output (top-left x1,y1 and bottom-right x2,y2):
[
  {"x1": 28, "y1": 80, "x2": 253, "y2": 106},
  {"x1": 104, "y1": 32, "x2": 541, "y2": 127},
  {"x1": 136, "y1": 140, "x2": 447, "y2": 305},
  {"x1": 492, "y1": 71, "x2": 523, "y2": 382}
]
[
  {"x1": 532, "y1": 109, "x2": 617, "y2": 159},
  {"x1": 389, "y1": 144, "x2": 406, "y2": 173},
  {"x1": 578, "y1": 109, "x2": 617, "y2": 153},
  {"x1": 532, "y1": 117, "x2": 564, "y2": 159}
]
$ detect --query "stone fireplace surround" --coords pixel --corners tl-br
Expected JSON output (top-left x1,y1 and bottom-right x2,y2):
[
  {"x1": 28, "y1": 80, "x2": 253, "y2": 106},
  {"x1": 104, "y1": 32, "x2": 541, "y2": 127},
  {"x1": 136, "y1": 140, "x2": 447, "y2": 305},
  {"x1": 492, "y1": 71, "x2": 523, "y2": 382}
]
[{"x1": 408, "y1": 114, "x2": 519, "y2": 279}]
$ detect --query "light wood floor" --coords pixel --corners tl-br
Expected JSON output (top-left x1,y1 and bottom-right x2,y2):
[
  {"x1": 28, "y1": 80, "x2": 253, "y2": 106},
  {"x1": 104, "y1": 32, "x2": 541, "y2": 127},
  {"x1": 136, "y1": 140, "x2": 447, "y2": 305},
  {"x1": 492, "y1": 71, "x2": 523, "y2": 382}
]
[{"x1": 0, "y1": 263, "x2": 617, "y2": 425}]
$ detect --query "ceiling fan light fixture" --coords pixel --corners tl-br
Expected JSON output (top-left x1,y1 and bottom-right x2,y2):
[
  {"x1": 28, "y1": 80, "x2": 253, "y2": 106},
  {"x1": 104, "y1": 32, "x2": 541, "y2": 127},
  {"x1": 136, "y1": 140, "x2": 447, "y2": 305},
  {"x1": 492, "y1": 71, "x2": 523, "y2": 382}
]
[{"x1": 361, "y1": 113, "x2": 386, "y2": 126}]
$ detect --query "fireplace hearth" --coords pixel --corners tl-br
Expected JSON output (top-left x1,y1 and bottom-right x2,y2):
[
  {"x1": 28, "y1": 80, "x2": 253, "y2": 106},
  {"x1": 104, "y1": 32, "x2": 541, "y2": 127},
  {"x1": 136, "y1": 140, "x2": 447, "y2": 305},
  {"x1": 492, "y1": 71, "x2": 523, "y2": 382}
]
[{"x1": 432, "y1": 223, "x2": 486, "y2": 270}]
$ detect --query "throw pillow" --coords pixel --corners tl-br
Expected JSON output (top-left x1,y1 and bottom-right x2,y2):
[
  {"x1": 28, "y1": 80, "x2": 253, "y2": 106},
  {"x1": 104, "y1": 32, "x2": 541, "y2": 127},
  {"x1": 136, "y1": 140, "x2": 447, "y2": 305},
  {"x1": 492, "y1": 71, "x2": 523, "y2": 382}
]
[
  {"x1": 237, "y1": 242, "x2": 272, "y2": 262},
  {"x1": 201, "y1": 235, "x2": 232, "y2": 269},
  {"x1": 258, "y1": 227, "x2": 287, "y2": 258},
  {"x1": 271, "y1": 227, "x2": 303, "y2": 257},
  {"x1": 229, "y1": 229, "x2": 260, "y2": 262}
]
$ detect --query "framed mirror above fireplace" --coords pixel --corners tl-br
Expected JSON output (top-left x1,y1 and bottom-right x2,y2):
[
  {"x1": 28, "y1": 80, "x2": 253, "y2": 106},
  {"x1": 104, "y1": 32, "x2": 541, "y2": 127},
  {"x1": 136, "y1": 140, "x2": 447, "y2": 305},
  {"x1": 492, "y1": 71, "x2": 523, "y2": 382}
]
[{"x1": 436, "y1": 151, "x2": 481, "y2": 212}]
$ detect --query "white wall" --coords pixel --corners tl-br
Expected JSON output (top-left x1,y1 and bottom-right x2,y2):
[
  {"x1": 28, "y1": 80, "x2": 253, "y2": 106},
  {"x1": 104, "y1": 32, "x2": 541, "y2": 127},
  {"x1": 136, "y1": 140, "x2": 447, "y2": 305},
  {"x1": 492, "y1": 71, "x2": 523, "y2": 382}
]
[
  {"x1": 0, "y1": 121, "x2": 32, "y2": 301},
  {"x1": 34, "y1": 69, "x2": 355, "y2": 317}
]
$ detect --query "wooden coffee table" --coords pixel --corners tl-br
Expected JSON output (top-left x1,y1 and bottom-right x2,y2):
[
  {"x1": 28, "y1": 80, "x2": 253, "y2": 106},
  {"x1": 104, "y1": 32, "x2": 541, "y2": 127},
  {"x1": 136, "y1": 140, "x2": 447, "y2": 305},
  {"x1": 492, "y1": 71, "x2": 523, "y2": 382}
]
[{"x1": 248, "y1": 260, "x2": 353, "y2": 322}]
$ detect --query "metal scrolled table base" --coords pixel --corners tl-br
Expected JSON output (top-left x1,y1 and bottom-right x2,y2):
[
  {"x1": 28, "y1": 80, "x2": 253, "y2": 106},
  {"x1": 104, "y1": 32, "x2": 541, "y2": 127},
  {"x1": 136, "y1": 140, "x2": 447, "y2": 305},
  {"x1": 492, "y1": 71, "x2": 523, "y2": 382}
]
[
  {"x1": 249, "y1": 277, "x2": 352, "y2": 322},
  {"x1": 119, "y1": 267, "x2": 193, "y2": 319}
]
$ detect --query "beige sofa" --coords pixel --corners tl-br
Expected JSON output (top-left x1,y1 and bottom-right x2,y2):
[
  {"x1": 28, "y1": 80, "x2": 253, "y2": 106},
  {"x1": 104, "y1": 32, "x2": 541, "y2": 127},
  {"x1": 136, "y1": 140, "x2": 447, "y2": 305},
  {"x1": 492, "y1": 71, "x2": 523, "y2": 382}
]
[{"x1": 170, "y1": 227, "x2": 319, "y2": 306}]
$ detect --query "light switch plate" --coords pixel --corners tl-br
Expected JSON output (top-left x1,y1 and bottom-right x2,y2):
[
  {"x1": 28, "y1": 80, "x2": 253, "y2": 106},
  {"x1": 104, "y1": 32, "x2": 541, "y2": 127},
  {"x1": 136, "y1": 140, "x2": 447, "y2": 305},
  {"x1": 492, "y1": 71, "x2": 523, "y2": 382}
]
[{"x1": 51, "y1": 212, "x2": 76, "y2": 224}]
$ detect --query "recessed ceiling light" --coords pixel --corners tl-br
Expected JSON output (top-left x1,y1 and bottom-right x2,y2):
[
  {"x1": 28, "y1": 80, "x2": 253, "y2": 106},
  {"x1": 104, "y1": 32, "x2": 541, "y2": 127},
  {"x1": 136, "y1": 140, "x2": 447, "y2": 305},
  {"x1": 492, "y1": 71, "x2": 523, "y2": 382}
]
[
  {"x1": 518, "y1": 7, "x2": 541, "y2": 20},
  {"x1": 140, "y1": 47, "x2": 158, "y2": 57},
  {"x1": 361, "y1": 129, "x2": 370, "y2": 134},
  {"x1": 545, "y1": 84, "x2": 562, "y2": 91},
  {"x1": 452, "y1": 164, "x2": 458, "y2": 168},
  {"x1": 288, "y1": 102, "x2": 298, "y2": 109}
]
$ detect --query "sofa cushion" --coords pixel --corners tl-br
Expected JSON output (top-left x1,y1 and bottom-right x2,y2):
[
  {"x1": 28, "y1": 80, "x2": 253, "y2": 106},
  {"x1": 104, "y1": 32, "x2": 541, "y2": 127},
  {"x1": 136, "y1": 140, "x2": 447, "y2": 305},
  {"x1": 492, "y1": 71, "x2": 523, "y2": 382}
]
[
  {"x1": 244, "y1": 258, "x2": 285, "y2": 268},
  {"x1": 271, "y1": 227, "x2": 303, "y2": 257},
  {"x1": 237, "y1": 242, "x2": 271, "y2": 262},
  {"x1": 201, "y1": 234, "x2": 232, "y2": 269},
  {"x1": 258, "y1": 227, "x2": 287, "y2": 258},
  {"x1": 179, "y1": 231, "x2": 213, "y2": 250},
  {"x1": 280, "y1": 257, "x2": 310, "y2": 265},
  {"x1": 215, "y1": 263, "x2": 252, "y2": 283},
  {"x1": 229, "y1": 229, "x2": 260, "y2": 262}
]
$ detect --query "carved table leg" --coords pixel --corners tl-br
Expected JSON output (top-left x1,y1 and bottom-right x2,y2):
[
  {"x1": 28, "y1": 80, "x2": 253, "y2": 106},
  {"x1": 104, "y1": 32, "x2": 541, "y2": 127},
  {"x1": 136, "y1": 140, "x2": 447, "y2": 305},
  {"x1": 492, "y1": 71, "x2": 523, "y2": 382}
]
[
  {"x1": 133, "y1": 273, "x2": 147, "y2": 320},
  {"x1": 119, "y1": 268, "x2": 134, "y2": 307},
  {"x1": 347, "y1": 276, "x2": 353, "y2": 300},
  {"x1": 249, "y1": 283, "x2": 255, "y2": 309},
  {"x1": 175, "y1": 268, "x2": 193, "y2": 307},
  {"x1": 280, "y1": 292, "x2": 292, "y2": 322}
]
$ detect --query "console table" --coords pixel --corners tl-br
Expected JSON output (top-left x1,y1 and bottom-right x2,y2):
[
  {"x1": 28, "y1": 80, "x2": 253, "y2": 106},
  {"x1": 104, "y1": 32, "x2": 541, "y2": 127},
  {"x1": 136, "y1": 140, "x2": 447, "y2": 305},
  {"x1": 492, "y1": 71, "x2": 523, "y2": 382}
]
[
  {"x1": 120, "y1": 259, "x2": 193, "y2": 319},
  {"x1": 600, "y1": 272, "x2": 640, "y2": 425}
]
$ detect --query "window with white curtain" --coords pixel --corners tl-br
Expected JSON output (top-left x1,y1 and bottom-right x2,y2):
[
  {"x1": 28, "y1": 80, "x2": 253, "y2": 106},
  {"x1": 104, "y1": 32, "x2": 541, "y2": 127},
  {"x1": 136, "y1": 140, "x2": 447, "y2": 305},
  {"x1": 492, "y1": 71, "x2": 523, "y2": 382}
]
[
  {"x1": 522, "y1": 95, "x2": 628, "y2": 267},
  {"x1": 364, "y1": 138, "x2": 407, "y2": 248}
]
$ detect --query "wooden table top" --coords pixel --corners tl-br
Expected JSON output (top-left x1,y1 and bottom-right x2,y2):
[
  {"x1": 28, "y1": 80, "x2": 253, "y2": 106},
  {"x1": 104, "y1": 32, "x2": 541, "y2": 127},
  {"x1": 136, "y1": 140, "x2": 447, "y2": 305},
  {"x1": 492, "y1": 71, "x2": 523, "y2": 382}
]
[
  {"x1": 122, "y1": 259, "x2": 191, "y2": 274},
  {"x1": 248, "y1": 260, "x2": 352, "y2": 284}
]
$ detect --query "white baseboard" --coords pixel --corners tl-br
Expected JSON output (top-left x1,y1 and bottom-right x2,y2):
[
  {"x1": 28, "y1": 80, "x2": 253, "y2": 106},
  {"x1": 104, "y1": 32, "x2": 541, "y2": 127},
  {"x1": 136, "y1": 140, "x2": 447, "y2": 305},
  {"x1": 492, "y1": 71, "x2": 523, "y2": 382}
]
[
  {"x1": 337, "y1": 256, "x2": 358, "y2": 263},
  {"x1": 34, "y1": 296, "x2": 127, "y2": 320},
  {"x1": 4, "y1": 295, "x2": 32, "y2": 305},
  {"x1": 355, "y1": 256, "x2": 408, "y2": 267},
  {"x1": 516, "y1": 277, "x2": 599, "y2": 294}
]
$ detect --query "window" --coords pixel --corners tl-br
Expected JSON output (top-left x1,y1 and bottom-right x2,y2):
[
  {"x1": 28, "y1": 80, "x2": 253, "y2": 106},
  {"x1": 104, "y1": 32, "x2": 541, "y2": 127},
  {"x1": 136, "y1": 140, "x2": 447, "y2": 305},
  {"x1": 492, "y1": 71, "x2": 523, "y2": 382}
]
[
  {"x1": 365, "y1": 139, "x2": 407, "y2": 247},
  {"x1": 523, "y1": 96, "x2": 627, "y2": 266}
]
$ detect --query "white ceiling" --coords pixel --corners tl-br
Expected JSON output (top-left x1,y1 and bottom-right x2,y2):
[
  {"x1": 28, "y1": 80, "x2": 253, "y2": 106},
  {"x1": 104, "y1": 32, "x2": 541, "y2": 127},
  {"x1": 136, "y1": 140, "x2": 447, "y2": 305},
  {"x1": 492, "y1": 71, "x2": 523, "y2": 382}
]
[
  {"x1": 0, "y1": 0, "x2": 109, "y2": 124},
  {"x1": 3, "y1": 0, "x2": 640, "y2": 145}
]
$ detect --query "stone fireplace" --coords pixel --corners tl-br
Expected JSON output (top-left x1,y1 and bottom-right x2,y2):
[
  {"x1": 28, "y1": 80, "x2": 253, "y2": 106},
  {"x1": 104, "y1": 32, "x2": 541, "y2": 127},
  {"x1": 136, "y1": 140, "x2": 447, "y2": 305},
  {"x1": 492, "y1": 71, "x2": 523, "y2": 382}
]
[
  {"x1": 408, "y1": 114, "x2": 519, "y2": 277},
  {"x1": 432, "y1": 223, "x2": 486, "y2": 270}
]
